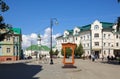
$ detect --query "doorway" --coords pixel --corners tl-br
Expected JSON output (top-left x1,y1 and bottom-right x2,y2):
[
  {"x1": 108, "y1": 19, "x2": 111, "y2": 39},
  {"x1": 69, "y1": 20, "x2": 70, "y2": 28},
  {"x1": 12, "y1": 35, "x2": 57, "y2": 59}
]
[{"x1": 95, "y1": 51, "x2": 99, "y2": 59}]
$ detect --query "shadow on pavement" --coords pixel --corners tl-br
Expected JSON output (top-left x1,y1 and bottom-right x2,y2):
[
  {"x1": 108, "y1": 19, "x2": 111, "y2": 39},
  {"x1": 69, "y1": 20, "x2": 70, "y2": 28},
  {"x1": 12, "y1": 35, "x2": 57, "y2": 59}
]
[
  {"x1": 0, "y1": 63, "x2": 42, "y2": 79},
  {"x1": 100, "y1": 61, "x2": 120, "y2": 65}
]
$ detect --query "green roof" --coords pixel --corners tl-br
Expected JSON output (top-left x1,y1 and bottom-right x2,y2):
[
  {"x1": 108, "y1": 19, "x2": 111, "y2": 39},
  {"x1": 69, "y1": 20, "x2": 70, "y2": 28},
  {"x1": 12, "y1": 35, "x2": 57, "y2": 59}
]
[
  {"x1": 26, "y1": 45, "x2": 50, "y2": 51},
  {"x1": 100, "y1": 22, "x2": 114, "y2": 29},
  {"x1": 56, "y1": 21, "x2": 114, "y2": 38},
  {"x1": 12, "y1": 28, "x2": 21, "y2": 34},
  {"x1": 67, "y1": 30, "x2": 73, "y2": 35},
  {"x1": 80, "y1": 24, "x2": 91, "y2": 32},
  {"x1": 78, "y1": 22, "x2": 114, "y2": 32}
]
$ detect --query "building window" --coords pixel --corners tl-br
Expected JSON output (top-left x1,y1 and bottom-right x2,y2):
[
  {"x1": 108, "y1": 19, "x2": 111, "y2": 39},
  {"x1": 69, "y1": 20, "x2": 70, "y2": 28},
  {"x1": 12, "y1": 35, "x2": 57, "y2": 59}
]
[
  {"x1": 87, "y1": 35, "x2": 89, "y2": 39},
  {"x1": 81, "y1": 37, "x2": 82, "y2": 40},
  {"x1": 88, "y1": 51, "x2": 89, "y2": 54},
  {"x1": 76, "y1": 37, "x2": 77, "y2": 40},
  {"x1": 108, "y1": 34, "x2": 110, "y2": 39},
  {"x1": 87, "y1": 43, "x2": 89, "y2": 47},
  {"x1": 108, "y1": 43, "x2": 110, "y2": 46},
  {"x1": 94, "y1": 33, "x2": 99, "y2": 38},
  {"x1": 116, "y1": 43, "x2": 119, "y2": 47},
  {"x1": 7, "y1": 48, "x2": 10, "y2": 53},
  {"x1": 14, "y1": 37, "x2": 19, "y2": 43},
  {"x1": 104, "y1": 50, "x2": 106, "y2": 55},
  {"x1": 104, "y1": 34, "x2": 106, "y2": 38},
  {"x1": 95, "y1": 42, "x2": 99, "y2": 46},
  {"x1": 116, "y1": 35, "x2": 119, "y2": 39},
  {"x1": 6, "y1": 58, "x2": 12, "y2": 60},
  {"x1": 75, "y1": 30, "x2": 78, "y2": 34},
  {"x1": 6, "y1": 36, "x2": 10, "y2": 41},
  {"x1": 84, "y1": 36, "x2": 85, "y2": 40},
  {"x1": 104, "y1": 43, "x2": 106, "y2": 46}
]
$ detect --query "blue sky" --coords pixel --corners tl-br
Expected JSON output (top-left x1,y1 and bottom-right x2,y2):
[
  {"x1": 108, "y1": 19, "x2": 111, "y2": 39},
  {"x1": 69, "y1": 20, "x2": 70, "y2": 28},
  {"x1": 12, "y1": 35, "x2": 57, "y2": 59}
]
[
  {"x1": 3, "y1": 0, "x2": 120, "y2": 35},
  {"x1": 2, "y1": 0, "x2": 120, "y2": 48}
]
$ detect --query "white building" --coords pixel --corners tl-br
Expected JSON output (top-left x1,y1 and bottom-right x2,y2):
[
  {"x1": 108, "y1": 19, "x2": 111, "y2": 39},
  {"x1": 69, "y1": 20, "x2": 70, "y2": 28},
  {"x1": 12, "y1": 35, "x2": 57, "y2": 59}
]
[
  {"x1": 24, "y1": 45, "x2": 50, "y2": 58},
  {"x1": 56, "y1": 20, "x2": 120, "y2": 58}
]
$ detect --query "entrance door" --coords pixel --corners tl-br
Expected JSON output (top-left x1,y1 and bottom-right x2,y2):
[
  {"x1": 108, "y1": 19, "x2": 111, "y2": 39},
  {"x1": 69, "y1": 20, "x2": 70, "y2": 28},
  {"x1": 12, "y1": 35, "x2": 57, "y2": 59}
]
[{"x1": 95, "y1": 51, "x2": 99, "y2": 59}]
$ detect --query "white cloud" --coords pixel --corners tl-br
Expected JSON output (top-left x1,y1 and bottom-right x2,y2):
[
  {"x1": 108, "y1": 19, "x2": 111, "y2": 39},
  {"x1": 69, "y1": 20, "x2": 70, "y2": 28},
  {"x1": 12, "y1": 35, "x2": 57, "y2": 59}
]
[{"x1": 22, "y1": 27, "x2": 61, "y2": 49}]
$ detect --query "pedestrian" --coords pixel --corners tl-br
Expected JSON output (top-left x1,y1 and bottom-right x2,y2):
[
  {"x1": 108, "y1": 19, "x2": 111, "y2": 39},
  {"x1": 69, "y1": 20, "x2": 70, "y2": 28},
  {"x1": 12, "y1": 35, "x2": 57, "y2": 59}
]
[
  {"x1": 91, "y1": 54, "x2": 95, "y2": 62},
  {"x1": 89, "y1": 55, "x2": 91, "y2": 60},
  {"x1": 107, "y1": 55, "x2": 110, "y2": 62},
  {"x1": 102, "y1": 55, "x2": 104, "y2": 61}
]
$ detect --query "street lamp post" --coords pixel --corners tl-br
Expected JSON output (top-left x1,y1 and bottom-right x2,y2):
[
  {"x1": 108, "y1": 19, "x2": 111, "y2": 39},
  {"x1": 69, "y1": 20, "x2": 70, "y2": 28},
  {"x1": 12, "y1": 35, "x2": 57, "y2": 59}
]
[{"x1": 50, "y1": 18, "x2": 58, "y2": 65}]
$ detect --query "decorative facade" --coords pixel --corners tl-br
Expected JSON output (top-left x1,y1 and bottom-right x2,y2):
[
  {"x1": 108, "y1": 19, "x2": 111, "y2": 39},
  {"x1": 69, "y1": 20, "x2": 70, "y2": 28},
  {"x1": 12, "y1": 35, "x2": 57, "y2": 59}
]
[
  {"x1": 56, "y1": 20, "x2": 120, "y2": 58},
  {"x1": 0, "y1": 28, "x2": 22, "y2": 62}
]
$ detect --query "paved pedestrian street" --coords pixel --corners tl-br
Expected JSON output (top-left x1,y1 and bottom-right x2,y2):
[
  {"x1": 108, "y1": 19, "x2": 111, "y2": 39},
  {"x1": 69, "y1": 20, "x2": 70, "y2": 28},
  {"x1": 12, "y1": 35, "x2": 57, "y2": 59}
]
[{"x1": 0, "y1": 59, "x2": 120, "y2": 79}]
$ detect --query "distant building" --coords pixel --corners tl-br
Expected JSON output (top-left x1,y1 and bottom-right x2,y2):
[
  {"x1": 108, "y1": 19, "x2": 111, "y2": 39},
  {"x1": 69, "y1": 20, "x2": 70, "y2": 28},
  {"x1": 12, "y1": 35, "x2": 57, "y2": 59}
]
[
  {"x1": 56, "y1": 20, "x2": 120, "y2": 58},
  {"x1": 0, "y1": 28, "x2": 22, "y2": 62},
  {"x1": 24, "y1": 45, "x2": 50, "y2": 58}
]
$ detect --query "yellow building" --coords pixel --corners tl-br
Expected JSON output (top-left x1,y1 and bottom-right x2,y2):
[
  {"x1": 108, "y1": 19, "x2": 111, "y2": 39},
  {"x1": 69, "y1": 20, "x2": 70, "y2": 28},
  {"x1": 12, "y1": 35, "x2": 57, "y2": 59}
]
[{"x1": 0, "y1": 28, "x2": 22, "y2": 62}]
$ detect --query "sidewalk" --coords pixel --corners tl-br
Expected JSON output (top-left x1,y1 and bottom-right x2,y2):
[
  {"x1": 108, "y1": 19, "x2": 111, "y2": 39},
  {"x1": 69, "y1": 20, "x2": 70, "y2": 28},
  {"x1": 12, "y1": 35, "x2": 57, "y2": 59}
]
[
  {"x1": 34, "y1": 58, "x2": 120, "y2": 79},
  {"x1": 0, "y1": 59, "x2": 36, "y2": 64},
  {"x1": 0, "y1": 58, "x2": 120, "y2": 79}
]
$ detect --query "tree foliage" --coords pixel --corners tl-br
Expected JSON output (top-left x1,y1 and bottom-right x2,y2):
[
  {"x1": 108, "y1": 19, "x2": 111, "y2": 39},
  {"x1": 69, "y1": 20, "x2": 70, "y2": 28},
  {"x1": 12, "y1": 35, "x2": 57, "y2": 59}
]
[
  {"x1": 49, "y1": 49, "x2": 54, "y2": 55},
  {"x1": 0, "y1": 0, "x2": 12, "y2": 41},
  {"x1": 75, "y1": 43, "x2": 84, "y2": 57},
  {"x1": 61, "y1": 48, "x2": 72, "y2": 58},
  {"x1": 54, "y1": 49, "x2": 59, "y2": 55},
  {"x1": 116, "y1": 0, "x2": 120, "y2": 33},
  {"x1": 61, "y1": 43, "x2": 84, "y2": 58},
  {"x1": 118, "y1": 0, "x2": 120, "y2": 2},
  {"x1": 117, "y1": 17, "x2": 120, "y2": 32}
]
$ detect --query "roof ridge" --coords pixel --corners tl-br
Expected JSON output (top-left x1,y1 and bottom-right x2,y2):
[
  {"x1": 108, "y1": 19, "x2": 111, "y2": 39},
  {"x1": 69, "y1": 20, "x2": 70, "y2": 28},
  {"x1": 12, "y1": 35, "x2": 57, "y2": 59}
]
[{"x1": 100, "y1": 22, "x2": 114, "y2": 24}]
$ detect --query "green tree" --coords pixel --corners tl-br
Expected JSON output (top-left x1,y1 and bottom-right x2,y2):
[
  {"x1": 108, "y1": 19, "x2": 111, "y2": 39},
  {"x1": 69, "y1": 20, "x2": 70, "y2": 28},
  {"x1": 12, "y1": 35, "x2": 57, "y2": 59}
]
[
  {"x1": 117, "y1": 17, "x2": 120, "y2": 32},
  {"x1": 117, "y1": 0, "x2": 120, "y2": 32},
  {"x1": 49, "y1": 49, "x2": 54, "y2": 56},
  {"x1": 54, "y1": 49, "x2": 59, "y2": 55},
  {"x1": 61, "y1": 48, "x2": 72, "y2": 58},
  {"x1": 66, "y1": 48, "x2": 72, "y2": 58},
  {"x1": 74, "y1": 46, "x2": 78, "y2": 56},
  {"x1": 76, "y1": 43, "x2": 84, "y2": 57},
  {"x1": 0, "y1": 0, "x2": 12, "y2": 41}
]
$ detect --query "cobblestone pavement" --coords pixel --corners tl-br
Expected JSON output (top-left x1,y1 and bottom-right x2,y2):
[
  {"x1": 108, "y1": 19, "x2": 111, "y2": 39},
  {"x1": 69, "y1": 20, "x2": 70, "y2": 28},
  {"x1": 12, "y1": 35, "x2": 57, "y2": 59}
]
[{"x1": 0, "y1": 58, "x2": 120, "y2": 79}]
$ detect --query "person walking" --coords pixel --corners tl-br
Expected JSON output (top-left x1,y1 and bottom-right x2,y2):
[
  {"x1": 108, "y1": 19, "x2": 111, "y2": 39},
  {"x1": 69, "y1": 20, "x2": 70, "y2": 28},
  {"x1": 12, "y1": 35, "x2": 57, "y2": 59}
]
[{"x1": 91, "y1": 54, "x2": 95, "y2": 62}]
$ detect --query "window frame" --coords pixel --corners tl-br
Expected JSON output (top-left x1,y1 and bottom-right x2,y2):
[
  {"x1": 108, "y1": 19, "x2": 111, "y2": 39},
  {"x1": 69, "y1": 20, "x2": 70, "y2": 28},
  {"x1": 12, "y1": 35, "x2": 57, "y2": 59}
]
[
  {"x1": 7, "y1": 48, "x2": 10, "y2": 53},
  {"x1": 95, "y1": 42, "x2": 99, "y2": 46},
  {"x1": 94, "y1": 33, "x2": 99, "y2": 38}
]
